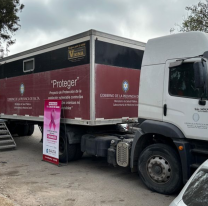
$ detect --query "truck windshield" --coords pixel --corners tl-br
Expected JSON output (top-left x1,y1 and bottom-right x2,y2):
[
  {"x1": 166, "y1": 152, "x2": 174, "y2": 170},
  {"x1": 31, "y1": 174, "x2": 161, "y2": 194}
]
[
  {"x1": 182, "y1": 169, "x2": 208, "y2": 206},
  {"x1": 169, "y1": 63, "x2": 208, "y2": 100}
]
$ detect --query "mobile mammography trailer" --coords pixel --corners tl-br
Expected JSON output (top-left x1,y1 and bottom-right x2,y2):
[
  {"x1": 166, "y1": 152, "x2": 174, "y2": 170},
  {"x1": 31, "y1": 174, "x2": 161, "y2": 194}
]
[
  {"x1": 0, "y1": 30, "x2": 144, "y2": 126},
  {"x1": 0, "y1": 30, "x2": 208, "y2": 195},
  {"x1": 0, "y1": 30, "x2": 145, "y2": 165}
]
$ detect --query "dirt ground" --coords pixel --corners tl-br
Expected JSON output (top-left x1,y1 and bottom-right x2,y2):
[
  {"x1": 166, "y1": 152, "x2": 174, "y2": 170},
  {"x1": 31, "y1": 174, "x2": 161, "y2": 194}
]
[
  {"x1": 0, "y1": 194, "x2": 19, "y2": 206},
  {"x1": 0, "y1": 126, "x2": 176, "y2": 206}
]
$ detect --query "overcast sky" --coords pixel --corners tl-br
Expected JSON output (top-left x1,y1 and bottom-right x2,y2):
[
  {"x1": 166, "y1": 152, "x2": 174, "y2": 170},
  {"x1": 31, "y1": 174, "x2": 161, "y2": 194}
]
[{"x1": 8, "y1": 0, "x2": 200, "y2": 55}]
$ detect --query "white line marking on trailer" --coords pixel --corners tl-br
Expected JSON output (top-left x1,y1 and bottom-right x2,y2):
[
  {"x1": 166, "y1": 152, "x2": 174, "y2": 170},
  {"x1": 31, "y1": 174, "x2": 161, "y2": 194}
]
[
  {"x1": 96, "y1": 118, "x2": 104, "y2": 120},
  {"x1": 1, "y1": 113, "x2": 4, "y2": 115},
  {"x1": 75, "y1": 118, "x2": 82, "y2": 120},
  {"x1": 13, "y1": 114, "x2": 17, "y2": 116},
  {"x1": 25, "y1": 115, "x2": 29, "y2": 117}
]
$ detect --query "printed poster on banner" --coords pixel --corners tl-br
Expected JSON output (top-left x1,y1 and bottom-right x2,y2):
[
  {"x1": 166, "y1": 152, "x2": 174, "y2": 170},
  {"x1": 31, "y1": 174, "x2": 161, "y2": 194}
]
[{"x1": 43, "y1": 100, "x2": 62, "y2": 165}]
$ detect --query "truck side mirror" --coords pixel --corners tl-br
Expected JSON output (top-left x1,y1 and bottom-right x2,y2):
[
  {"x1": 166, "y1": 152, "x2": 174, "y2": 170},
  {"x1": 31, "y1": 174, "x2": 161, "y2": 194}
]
[
  {"x1": 203, "y1": 51, "x2": 208, "y2": 59},
  {"x1": 193, "y1": 62, "x2": 205, "y2": 88}
]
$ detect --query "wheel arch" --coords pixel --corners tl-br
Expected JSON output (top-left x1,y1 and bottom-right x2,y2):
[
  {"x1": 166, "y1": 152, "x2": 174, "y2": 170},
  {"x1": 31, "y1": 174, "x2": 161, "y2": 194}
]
[{"x1": 130, "y1": 120, "x2": 190, "y2": 184}]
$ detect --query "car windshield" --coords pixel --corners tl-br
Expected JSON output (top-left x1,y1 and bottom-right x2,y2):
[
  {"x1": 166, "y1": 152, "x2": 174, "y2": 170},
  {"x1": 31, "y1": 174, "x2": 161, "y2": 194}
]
[{"x1": 183, "y1": 169, "x2": 208, "y2": 206}]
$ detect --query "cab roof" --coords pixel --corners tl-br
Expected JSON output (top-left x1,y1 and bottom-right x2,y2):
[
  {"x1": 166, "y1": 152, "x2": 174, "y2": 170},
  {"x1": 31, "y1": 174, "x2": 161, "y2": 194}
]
[{"x1": 142, "y1": 31, "x2": 208, "y2": 66}]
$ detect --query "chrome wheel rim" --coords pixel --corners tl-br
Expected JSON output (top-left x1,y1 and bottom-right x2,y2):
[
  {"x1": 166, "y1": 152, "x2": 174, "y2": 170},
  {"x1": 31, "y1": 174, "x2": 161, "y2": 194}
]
[{"x1": 147, "y1": 156, "x2": 171, "y2": 184}]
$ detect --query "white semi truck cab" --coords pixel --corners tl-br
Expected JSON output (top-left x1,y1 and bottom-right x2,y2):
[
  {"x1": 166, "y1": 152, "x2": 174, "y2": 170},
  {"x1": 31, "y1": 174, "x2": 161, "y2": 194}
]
[{"x1": 134, "y1": 31, "x2": 208, "y2": 194}]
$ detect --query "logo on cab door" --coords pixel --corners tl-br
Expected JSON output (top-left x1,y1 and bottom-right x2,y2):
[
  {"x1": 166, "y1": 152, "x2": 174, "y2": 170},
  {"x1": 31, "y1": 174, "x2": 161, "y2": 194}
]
[{"x1": 193, "y1": 113, "x2": 200, "y2": 122}]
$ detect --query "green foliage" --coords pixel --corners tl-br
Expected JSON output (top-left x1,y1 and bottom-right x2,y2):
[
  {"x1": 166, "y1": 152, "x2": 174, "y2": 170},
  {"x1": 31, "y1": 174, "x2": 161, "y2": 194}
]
[
  {"x1": 171, "y1": 1, "x2": 208, "y2": 33},
  {"x1": 0, "y1": 0, "x2": 24, "y2": 51}
]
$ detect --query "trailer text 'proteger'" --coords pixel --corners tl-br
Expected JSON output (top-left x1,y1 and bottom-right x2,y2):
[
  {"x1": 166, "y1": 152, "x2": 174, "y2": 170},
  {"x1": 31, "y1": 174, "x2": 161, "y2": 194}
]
[{"x1": 51, "y1": 77, "x2": 79, "y2": 90}]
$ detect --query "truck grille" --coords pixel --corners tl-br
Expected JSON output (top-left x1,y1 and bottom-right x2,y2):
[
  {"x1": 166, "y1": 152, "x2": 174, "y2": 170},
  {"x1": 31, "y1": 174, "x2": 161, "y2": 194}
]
[{"x1": 116, "y1": 142, "x2": 129, "y2": 167}]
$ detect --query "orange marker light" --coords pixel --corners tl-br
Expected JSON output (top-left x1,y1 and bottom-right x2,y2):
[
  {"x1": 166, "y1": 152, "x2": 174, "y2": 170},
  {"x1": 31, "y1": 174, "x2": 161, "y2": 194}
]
[{"x1": 178, "y1": 146, "x2": 183, "y2": 151}]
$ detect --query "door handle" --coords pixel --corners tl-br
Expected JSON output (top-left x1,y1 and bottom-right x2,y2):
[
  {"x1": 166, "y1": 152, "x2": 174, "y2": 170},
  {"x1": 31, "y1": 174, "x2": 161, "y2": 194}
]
[{"x1": 163, "y1": 104, "x2": 167, "y2": 116}]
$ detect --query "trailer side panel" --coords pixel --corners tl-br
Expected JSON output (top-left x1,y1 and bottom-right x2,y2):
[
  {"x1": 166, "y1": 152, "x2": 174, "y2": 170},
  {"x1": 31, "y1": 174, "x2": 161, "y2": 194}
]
[
  {"x1": 95, "y1": 40, "x2": 143, "y2": 119},
  {"x1": 0, "y1": 41, "x2": 91, "y2": 120}
]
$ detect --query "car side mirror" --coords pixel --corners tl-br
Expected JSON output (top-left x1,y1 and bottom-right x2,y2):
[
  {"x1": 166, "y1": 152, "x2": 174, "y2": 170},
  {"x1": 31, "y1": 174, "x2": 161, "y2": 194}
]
[{"x1": 193, "y1": 62, "x2": 205, "y2": 88}]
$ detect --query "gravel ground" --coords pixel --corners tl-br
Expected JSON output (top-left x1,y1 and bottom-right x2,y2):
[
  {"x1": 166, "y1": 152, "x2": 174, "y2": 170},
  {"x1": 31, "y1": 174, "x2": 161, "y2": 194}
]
[{"x1": 0, "y1": 126, "x2": 176, "y2": 206}]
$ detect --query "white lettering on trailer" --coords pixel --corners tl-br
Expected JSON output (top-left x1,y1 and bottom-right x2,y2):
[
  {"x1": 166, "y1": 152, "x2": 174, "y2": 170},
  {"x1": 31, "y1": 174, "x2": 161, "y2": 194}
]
[
  {"x1": 100, "y1": 94, "x2": 115, "y2": 98},
  {"x1": 51, "y1": 77, "x2": 79, "y2": 90},
  {"x1": 99, "y1": 93, "x2": 138, "y2": 107}
]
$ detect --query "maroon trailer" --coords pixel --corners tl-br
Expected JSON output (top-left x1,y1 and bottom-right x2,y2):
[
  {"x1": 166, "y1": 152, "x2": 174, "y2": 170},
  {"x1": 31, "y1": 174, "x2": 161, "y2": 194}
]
[
  {"x1": 0, "y1": 30, "x2": 145, "y2": 162},
  {"x1": 0, "y1": 30, "x2": 144, "y2": 125}
]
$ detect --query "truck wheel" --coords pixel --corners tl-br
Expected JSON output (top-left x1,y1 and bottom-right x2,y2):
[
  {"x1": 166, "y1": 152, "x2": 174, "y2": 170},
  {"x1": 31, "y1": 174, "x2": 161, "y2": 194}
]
[
  {"x1": 6, "y1": 123, "x2": 18, "y2": 135},
  {"x1": 59, "y1": 133, "x2": 77, "y2": 163},
  {"x1": 138, "y1": 143, "x2": 182, "y2": 195},
  {"x1": 17, "y1": 125, "x2": 29, "y2": 137},
  {"x1": 27, "y1": 125, "x2": 34, "y2": 136},
  {"x1": 74, "y1": 144, "x2": 83, "y2": 160}
]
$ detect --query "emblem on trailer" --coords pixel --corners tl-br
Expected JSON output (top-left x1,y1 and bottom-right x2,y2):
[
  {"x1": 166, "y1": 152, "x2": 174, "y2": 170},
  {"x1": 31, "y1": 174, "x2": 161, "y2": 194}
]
[
  {"x1": 68, "y1": 42, "x2": 86, "y2": 62},
  {"x1": 193, "y1": 113, "x2": 200, "y2": 122},
  {"x1": 20, "y1": 83, "x2": 25, "y2": 96},
  {"x1": 122, "y1": 80, "x2": 129, "y2": 93}
]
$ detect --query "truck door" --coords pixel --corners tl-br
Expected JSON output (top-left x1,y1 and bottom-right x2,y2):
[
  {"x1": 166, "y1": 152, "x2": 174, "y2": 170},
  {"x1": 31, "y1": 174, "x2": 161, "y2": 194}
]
[{"x1": 163, "y1": 60, "x2": 208, "y2": 140}]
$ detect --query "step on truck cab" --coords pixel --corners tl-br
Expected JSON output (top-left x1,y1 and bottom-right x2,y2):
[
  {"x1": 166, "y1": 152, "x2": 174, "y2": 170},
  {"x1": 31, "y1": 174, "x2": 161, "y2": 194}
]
[{"x1": 0, "y1": 30, "x2": 208, "y2": 195}]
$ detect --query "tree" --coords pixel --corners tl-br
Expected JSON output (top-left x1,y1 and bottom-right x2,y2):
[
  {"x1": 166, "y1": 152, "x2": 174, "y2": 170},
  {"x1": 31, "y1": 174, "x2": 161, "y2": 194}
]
[
  {"x1": 171, "y1": 0, "x2": 208, "y2": 33},
  {"x1": 0, "y1": 0, "x2": 24, "y2": 54}
]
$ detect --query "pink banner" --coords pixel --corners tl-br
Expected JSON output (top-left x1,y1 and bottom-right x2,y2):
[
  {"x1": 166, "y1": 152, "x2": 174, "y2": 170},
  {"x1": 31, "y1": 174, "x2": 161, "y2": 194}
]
[{"x1": 43, "y1": 100, "x2": 62, "y2": 165}]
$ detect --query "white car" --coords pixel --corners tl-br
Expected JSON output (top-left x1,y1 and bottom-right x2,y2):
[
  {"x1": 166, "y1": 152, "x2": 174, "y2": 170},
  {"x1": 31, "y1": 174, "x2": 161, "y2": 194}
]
[{"x1": 169, "y1": 159, "x2": 208, "y2": 206}]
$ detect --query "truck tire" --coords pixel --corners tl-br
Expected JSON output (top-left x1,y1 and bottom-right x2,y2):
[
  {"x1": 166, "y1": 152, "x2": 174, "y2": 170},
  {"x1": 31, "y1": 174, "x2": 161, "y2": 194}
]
[
  {"x1": 27, "y1": 125, "x2": 34, "y2": 136},
  {"x1": 138, "y1": 143, "x2": 182, "y2": 195},
  {"x1": 17, "y1": 125, "x2": 29, "y2": 137},
  {"x1": 6, "y1": 123, "x2": 18, "y2": 135},
  {"x1": 74, "y1": 144, "x2": 83, "y2": 160},
  {"x1": 59, "y1": 132, "x2": 77, "y2": 163}
]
